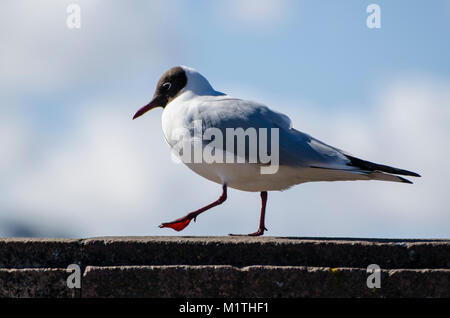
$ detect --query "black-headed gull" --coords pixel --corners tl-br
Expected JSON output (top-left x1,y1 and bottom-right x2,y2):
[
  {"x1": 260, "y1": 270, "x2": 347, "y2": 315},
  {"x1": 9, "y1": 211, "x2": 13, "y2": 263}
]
[{"x1": 133, "y1": 66, "x2": 420, "y2": 236}]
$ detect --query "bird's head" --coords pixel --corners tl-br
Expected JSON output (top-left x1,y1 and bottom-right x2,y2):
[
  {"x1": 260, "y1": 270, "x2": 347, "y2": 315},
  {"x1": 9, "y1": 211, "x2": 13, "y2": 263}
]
[
  {"x1": 133, "y1": 66, "x2": 187, "y2": 120},
  {"x1": 133, "y1": 66, "x2": 222, "y2": 120}
]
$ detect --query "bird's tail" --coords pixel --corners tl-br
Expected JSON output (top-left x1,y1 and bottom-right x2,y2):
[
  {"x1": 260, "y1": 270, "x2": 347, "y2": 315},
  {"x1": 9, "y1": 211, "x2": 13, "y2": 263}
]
[
  {"x1": 365, "y1": 171, "x2": 414, "y2": 184},
  {"x1": 344, "y1": 154, "x2": 421, "y2": 184}
]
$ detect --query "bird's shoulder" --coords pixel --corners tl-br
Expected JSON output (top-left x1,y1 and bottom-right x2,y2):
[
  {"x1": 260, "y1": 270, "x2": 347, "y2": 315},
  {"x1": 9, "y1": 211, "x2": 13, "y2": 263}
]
[{"x1": 192, "y1": 95, "x2": 292, "y2": 131}]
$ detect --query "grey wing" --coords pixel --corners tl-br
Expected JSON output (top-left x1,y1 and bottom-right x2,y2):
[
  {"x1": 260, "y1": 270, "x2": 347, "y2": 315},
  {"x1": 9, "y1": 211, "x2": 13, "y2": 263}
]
[
  {"x1": 195, "y1": 97, "x2": 352, "y2": 168},
  {"x1": 196, "y1": 97, "x2": 420, "y2": 183},
  {"x1": 278, "y1": 128, "x2": 352, "y2": 168}
]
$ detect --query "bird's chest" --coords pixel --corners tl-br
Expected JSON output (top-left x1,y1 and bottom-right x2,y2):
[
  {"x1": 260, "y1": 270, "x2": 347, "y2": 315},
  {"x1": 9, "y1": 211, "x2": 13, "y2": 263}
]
[{"x1": 161, "y1": 101, "x2": 197, "y2": 147}]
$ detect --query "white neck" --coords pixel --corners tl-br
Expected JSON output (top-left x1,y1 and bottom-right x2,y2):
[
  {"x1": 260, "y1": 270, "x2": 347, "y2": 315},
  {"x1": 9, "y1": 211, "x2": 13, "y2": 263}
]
[{"x1": 181, "y1": 66, "x2": 225, "y2": 96}]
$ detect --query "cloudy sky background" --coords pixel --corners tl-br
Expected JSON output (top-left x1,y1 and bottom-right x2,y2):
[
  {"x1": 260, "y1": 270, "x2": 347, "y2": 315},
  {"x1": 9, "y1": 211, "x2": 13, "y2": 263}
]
[{"x1": 1, "y1": 0, "x2": 449, "y2": 238}]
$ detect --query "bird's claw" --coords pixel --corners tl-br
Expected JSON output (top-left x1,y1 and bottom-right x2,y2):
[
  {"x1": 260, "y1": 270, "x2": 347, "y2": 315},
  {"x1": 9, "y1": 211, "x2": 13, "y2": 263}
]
[{"x1": 229, "y1": 227, "x2": 267, "y2": 237}]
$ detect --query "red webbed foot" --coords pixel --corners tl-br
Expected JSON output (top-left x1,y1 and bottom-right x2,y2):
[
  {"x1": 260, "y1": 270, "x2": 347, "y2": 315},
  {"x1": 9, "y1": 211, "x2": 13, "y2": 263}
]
[{"x1": 159, "y1": 218, "x2": 193, "y2": 231}]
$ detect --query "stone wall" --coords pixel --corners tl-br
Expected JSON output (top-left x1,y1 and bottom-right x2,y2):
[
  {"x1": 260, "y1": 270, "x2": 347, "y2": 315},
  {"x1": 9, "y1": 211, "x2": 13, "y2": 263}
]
[{"x1": 0, "y1": 237, "x2": 449, "y2": 297}]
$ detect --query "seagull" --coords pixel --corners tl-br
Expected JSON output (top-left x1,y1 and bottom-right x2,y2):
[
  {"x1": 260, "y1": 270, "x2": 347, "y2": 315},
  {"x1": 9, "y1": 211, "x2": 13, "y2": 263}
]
[{"x1": 133, "y1": 66, "x2": 420, "y2": 236}]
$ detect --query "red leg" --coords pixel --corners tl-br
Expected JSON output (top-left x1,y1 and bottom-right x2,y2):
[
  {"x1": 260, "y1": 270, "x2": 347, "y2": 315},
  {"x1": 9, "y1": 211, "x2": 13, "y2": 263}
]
[
  {"x1": 159, "y1": 184, "x2": 227, "y2": 232},
  {"x1": 230, "y1": 191, "x2": 268, "y2": 236}
]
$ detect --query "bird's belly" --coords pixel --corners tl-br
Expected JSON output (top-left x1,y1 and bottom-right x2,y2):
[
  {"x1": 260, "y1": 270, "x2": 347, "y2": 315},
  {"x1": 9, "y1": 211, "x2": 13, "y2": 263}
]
[{"x1": 184, "y1": 162, "x2": 308, "y2": 192}]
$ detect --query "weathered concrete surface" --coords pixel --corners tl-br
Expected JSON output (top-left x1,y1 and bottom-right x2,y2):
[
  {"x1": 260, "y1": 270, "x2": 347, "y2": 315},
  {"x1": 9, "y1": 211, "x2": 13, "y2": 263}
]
[
  {"x1": 0, "y1": 236, "x2": 449, "y2": 297},
  {"x1": 0, "y1": 268, "x2": 79, "y2": 298},
  {"x1": 0, "y1": 238, "x2": 81, "y2": 269},
  {"x1": 82, "y1": 265, "x2": 450, "y2": 298},
  {"x1": 1, "y1": 236, "x2": 449, "y2": 269}
]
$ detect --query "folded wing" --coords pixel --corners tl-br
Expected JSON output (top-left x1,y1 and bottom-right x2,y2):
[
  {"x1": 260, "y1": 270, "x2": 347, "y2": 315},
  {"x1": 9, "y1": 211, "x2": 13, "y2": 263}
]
[{"x1": 195, "y1": 97, "x2": 420, "y2": 183}]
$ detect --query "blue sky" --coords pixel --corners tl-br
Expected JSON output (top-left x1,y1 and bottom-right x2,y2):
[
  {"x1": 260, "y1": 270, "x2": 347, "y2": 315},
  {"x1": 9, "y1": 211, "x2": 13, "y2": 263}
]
[
  {"x1": 1, "y1": 0, "x2": 449, "y2": 238},
  {"x1": 172, "y1": 0, "x2": 450, "y2": 105}
]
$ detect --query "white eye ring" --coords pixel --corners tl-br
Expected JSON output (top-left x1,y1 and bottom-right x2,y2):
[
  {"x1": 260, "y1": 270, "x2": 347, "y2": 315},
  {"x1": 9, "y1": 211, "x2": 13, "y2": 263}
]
[{"x1": 162, "y1": 82, "x2": 171, "y2": 90}]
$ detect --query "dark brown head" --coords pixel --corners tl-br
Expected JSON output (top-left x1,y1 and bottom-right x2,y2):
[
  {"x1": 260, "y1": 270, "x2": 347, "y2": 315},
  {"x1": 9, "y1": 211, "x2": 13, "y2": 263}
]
[{"x1": 133, "y1": 66, "x2": 187, "y2": 119}]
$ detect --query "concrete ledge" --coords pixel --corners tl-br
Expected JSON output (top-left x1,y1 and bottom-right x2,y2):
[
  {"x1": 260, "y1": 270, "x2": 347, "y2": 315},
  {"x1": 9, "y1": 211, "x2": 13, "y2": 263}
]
[
  {"x1": 0, "y1": 268, "x2": 78, "y2": 298},
  {"x1": 0, "y1": 238, "x2": 81, "y2": 269},
  {"x1": 0, "y1": 236, "x2": 449, "y2": 297},
  {"x1": 82, "y1": 265, "x2": 450, "y2": 298},
  {"x1": 1, "y1": 236, "x2": 450, "y2": 269}
]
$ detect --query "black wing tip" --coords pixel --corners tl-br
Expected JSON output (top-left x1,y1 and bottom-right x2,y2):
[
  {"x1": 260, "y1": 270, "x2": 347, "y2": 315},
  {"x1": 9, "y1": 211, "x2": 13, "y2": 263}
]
[
  {"x1": 394, "y1": 170, "x2": 421, "y2": 178},
  {"x1": 345, "y1": 155, "x2": 421, "y2": 178},
  {"x1": 392, "y1": 168, "x2": 421, "y2": 178}
]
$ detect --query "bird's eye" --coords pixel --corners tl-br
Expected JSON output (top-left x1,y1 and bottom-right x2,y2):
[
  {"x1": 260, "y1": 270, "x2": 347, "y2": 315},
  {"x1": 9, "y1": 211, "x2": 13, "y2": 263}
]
[{"x1": 162, "y1": 82, "x2": 171, "y2": 91}]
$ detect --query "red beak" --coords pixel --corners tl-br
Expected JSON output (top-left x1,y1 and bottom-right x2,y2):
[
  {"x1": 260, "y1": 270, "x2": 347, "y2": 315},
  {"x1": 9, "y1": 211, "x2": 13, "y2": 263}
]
[{"x1": 132, "y1": 96, "x2": 162, "y2": 120}]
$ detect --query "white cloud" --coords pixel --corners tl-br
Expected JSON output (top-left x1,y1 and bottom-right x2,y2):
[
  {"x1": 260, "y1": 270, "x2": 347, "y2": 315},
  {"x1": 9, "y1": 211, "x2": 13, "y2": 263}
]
[
  {"x1": 4, "y1": 100, "x2": 162, "y2": 234},
  {"x1": 0, "y1": 0, "x2": 178, "y2": 93},
  {"x1": 0, "y1": 110, "x2": 30, "y2": 175},
  {"x1": 220, "y1": 74, "x2": 450, "y2": 238},
  {"x1": 369, "y1": 77, "x2": 450, "y2": 216},
  {"x1": 308, "y1": 76, "x2": 449, "y2": 237}
]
